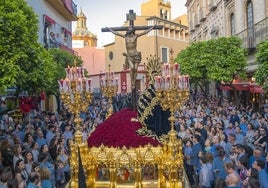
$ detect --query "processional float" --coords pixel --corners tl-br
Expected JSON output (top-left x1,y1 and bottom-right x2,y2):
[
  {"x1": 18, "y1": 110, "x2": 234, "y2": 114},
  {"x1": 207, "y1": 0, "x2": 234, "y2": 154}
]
[{"x1": 58, "y1": 48, "x2": 190, "y2": 187}]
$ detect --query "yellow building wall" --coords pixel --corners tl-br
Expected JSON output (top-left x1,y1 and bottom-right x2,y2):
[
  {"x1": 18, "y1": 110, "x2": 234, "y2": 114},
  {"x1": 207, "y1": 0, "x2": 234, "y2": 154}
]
[
  {"x1": 105, "y1": 14, "x2": 189, "y2": 73},
  {"x1": 141, "y1": 0, "x2": 171, "y2": 19}
]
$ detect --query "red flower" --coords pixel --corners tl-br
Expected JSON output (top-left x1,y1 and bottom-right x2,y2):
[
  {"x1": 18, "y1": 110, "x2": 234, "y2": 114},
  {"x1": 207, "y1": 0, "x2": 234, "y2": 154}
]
[{"x1": 87, "y1": 108, "x2": 160, "y2": 148}]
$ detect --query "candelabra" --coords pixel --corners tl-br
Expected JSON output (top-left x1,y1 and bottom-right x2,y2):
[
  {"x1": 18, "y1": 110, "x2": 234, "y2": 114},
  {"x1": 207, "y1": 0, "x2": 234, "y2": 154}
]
[
  {"x1": 58, "y1": 65, "x2": 93, "y2": 133},
  {"x1": 58, "y1": 64, "x2": 93, "y2": 187},
  {"x1": 154, "y1": 49, "x2": 189, "y2": 188},
  {"x1": 100, "y1": 64, "x2": 118, "y2": 119}
]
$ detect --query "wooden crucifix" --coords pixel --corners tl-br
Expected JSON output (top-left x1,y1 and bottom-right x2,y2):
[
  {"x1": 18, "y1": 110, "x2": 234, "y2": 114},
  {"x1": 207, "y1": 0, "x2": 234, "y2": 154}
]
[{"x1": 102, "y1": 10, "x2": 163, "y2": 110}]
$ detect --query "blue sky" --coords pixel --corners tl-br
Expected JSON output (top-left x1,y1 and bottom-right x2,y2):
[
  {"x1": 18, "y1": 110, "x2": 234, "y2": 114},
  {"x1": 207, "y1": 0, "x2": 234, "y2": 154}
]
[{"x1": 72, "y1": 0, "x2": 187, "y2": 47}]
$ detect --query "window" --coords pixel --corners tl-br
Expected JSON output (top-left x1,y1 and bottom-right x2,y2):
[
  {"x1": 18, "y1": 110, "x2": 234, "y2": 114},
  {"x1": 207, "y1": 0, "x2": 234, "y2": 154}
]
[
  {"x1": 161, "y1": 47, "x2": 168, "y2": 63},
  {"x1": 230, "y1": 13, "x2": 235, "y2": 35},
  {"x1": 246, "y1": 0, "x2": 254, "y2": 48}
]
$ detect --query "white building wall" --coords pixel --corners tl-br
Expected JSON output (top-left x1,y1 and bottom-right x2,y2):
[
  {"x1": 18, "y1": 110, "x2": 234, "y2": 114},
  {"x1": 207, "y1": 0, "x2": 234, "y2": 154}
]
[{"x1": 26, "y1": 0, "x2": 73, "y2": 48}]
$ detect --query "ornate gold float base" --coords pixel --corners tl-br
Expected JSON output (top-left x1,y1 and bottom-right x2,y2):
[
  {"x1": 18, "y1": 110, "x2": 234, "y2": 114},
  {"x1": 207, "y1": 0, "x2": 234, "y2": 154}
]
[{"x1": 69, "y1": 132, "x2": 189, "y2": 188}]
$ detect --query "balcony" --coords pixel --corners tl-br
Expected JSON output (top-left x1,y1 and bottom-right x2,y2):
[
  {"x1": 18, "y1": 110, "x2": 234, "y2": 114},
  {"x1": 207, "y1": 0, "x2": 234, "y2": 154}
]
[
  {"x1": 47, "y1": 39, "x2": 77, "y2": 55},
  {"x1": 189, "y1": 21, "x2": 195, "y2": 32},
  {"x1": 199, "y1": 8, "x2": 206, "y2": 22},
  {"x1": 46, "y1": 0, "x2": 77, "y2": 21},
  {"x1": 236, "y1": 17, "x2": 268, "y2": 49},
  {"x1": 194, "y1": 16, "x2": 200, "y2": 28},
  {"x1": 208, "y1": 0, "x2": 217, "y2": 11}
]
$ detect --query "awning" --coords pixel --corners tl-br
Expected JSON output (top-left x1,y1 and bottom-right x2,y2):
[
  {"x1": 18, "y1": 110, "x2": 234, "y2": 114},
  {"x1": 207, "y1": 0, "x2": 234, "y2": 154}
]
[
  {"x1": 64, "y1": 0, "x2": 73, "y2": 14},
  {"x1": 44, "y1": 14, "x2": 56, "y2": 25},
  {"x1": 220, "y1": 84, "x2": 248, "y2": 91},
  {"x1": 233, "y1": 84, "x2": 249, "y2": 91},
  {"x1": 249, "y1": 85, "x2": 264, "y2": 93},
  {"x1": 220, "y1": 83, "x2": 264, "y2": 93},
  {"x1": 220, "y1": 85, "x2": 233, "y2": 90}
]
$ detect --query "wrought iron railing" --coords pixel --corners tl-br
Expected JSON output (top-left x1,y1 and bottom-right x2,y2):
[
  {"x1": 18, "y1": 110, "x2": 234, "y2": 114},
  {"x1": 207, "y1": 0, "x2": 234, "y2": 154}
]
[{"x1": 236, "y1": 17, "x2": 268, "y2": 49}]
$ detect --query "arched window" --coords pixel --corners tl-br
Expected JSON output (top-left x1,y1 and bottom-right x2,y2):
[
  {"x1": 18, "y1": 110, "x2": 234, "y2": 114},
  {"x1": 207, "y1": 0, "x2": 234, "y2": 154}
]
[
  {"x1": 230, "y1": 13, "x2": 235, "y2": 36},
  {"x1": 246, "y1": 0, "x2": 254, "y2": 48}
]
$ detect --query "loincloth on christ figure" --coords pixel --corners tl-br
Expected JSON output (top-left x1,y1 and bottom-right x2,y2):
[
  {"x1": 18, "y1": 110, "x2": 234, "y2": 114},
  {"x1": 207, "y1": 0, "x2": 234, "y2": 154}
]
[{"x1": 123, "y1": 52, "x2": 141, "y2": 70}]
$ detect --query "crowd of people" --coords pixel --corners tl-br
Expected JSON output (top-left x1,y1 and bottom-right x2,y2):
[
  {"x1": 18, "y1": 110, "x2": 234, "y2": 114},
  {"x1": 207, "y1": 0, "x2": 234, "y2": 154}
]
[
  {"x1": 175, "y1": 95, "x2": 268, "y2": 188},
  {"x1": 0, "y1": 92, "x2": 267, "y2": 188}
]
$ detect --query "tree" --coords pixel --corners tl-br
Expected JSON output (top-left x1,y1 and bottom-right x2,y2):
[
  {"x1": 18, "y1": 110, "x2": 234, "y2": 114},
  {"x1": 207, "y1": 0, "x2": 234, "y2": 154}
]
[
  {"x1": 48, "y1": 48, "x2": 84, "y2": 96},
  {"x1": 0, "y1": 0, "x2": 56, "y2": 95},
  {"x1": 176, "y1": 36, "x2": 247, "y2": 96},
  {"x1": 254, "y1": 40, "x2": 268, "y2": 90}
]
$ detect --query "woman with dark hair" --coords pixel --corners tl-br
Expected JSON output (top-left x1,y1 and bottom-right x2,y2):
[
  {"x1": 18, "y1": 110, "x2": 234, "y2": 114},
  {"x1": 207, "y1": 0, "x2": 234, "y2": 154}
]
[
  {"x1": 24, "y1": 151, "x2": 34, "y2": 175},
  {"x1": 242, "y1": 168, "x2": 260, "y2": 188},
  {"x1": 237, "y1": 156, "x2": 249, "y2": 188},
  {"x1": 39, "y1": 144, "x2": 53, "y2": 164},
  {"x1": 48, "y1": 137, "x2": 59, "y2": 162},
  {"x1": 13, "y1": 144, "x2": 24, "y2": 169},
  {"x1": 14, "y1": 159, "x2": 28, "y2": 184}
]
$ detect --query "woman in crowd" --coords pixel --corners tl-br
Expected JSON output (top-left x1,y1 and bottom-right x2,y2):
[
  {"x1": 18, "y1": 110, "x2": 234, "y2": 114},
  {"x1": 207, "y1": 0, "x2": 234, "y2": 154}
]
[
  {"x1": 14, "y1": 159, "x2": 29, "y2": 184},
  {"x1": 24, "y1": 151, "x2": 34, "y2": 175},
  {"x1": 13, "y1": 144, "x2": 24, "y2": 169}
]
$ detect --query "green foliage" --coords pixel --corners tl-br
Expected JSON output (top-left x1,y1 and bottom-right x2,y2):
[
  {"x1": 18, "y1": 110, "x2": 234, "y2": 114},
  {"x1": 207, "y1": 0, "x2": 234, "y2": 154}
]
[
  {"x1": 47, "y1": 48, "x2": 84, "y2": 95},
  {"x1": 0, "y1": 0, "x2": 85, "y2": 97},
  {"x1": 176, "y1": 36, "x2": 248, "y2": 89},
  {"x1": 255, "y1": 40, "x2": 268, "y2": 90},
  {"x1": 0, "y1": 0, "x2": 56, "y2": 95}
]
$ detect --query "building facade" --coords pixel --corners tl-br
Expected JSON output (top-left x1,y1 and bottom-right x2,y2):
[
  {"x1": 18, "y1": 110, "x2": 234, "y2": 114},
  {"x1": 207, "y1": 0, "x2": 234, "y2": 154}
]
[
  {"x1": 26, "y1": 0, "x2": 77, "y2": 54},
  {"x1": 186, "y1": 0, "x2": 268, "y2": 101},
  {"x1": 104, "y1": 0, "x2": 189, "y2": 93},
  {"x1": 26, "y1": 0, "x2": 78, "y2": 112},
  {"x1": 72, "y1": 9, "x2": 98, "y2": 47},
  {"x1": 72, "y1": 10, "x2": 105, "y2": 95}
]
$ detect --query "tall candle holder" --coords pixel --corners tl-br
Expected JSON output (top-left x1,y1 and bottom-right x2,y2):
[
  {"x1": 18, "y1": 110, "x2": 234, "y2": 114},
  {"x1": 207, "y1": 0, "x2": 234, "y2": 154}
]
[
  {"x1": 154, "y1": 49, "x2": 189, "y2": 188},
  {"x1": 100, "y1": 64, "x2": 118, "y2": 119},
  {"x1": 58, "y1": 63, "x2": 93, "y2": 187}
]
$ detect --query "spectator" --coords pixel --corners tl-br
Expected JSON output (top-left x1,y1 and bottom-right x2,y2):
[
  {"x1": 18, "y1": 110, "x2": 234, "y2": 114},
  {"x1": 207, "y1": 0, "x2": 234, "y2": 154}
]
[
  {"x1": 55, "y1": 160, "x2": 66, "y2": 188},
  {"x1": 39, "y1": 167, "x2": 52, "y2": 188},
  {"x1": 248, "y1": 146, "x2": 265, "y2": 168},
  {"x1": 0, "y1": 140, "x2": 13, "y2": 168},
  {"x1": 14, "y1": 159, "x2": 29, "y2": 184},
  {"x1": 13, "y1": 144, "x2": 24, "y2": 169},
  {"x1": 46, "y1": 124, "x2": 56, "y2": 146},
  {"x1": 224, "y1": 162, "x2": 240, "y2": 188},
  {"x1": 27, "y1": 172, "x2": 40, "y2": 188},
  {"x1": 184, "y1": 139, "x2": 194, "y2": 186},
  {"x1": 244, "y1": 123, "x2": 255, "y2": 148},
  {"x1": 38, "y1": 152, "x2": 55, "y2": 187},
  {"x1": 198, "y1": 155, "x2": 213, "y2": 188},
  {"x1": 254, "y1": 126, "x2": 268, "y2": 152},
  {"x1": 237, "y1": 155, "x2": 249, "y2": 188},
  {"x1": 242, "y1": 168, "x2": 260, "y2": 188},
  {"x1": 0, "y1": 167, "x2": 13, "y2": 187},
  {"x1": 189, "y1": 134, "x2": 202, "y2": 187},
  {"x1": 252, "y1": 160, "x2": 268, "y2": 188},
  {"x1": 234, "y1": 126, "x2": 244, "y2": 145},
  {"x1": 24, "y1": 151, "x2": 34, "y2": 175},
  {"x1": 212, "y1": 149, "x2": 232, "y2": 188}
]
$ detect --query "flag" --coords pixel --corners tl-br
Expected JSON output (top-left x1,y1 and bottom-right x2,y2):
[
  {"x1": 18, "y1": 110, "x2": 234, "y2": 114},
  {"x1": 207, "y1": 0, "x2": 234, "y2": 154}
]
[{"x1": 78, "y1": 146, "x2": 87, "y2": 187}]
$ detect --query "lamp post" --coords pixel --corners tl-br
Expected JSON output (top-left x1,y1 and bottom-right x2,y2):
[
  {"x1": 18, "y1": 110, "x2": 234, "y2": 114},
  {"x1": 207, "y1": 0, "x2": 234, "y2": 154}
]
[{"x1": 100, "y1": 64, "x2": 118, "y2": 119}]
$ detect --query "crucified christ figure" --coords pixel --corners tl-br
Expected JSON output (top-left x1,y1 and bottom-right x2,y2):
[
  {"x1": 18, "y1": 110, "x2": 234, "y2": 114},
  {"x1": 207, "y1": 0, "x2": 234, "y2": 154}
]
[{"x1": 105, "y1": 26, "x2": 155, "y2": 89}]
